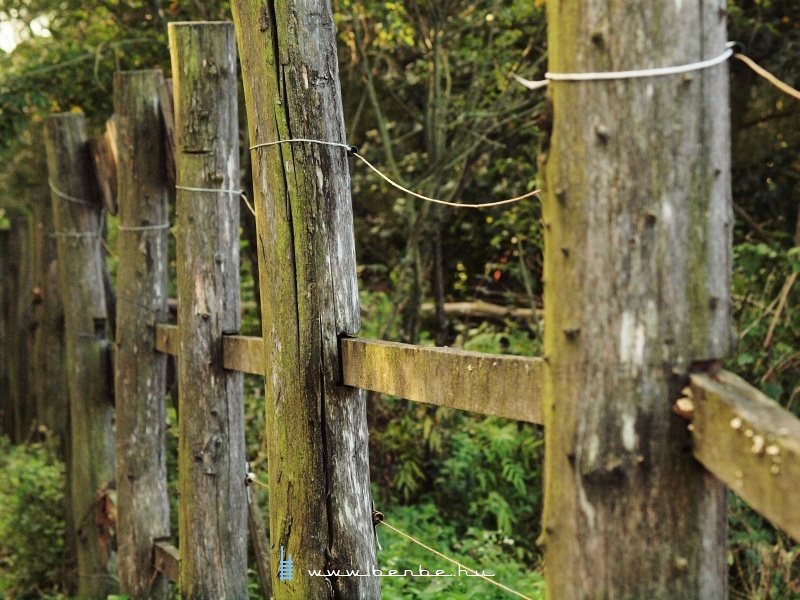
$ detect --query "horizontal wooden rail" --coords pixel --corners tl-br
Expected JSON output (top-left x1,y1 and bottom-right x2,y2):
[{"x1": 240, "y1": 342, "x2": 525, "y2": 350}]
[
  {"x1": 154, "y1": 324, "x2": 179, "y2": 357},
  {"x1": 154, "y1": 324, "x2": 263, "y2": 375},
  {"x1": 689, "y1": 370, "x2": 800, "y2": 541},
  {"x1": 153, "y1": 541, "x2": 180, "y2": 582},
  {"x1": 222, "y1": 334, "x2": 263, "y2": 375},
  {"x1": 154, "y1": 324, "x2": 543, "y2": 423},
  {"x1": 341, "y1": 338, "x2": 543, "y2": 424}
]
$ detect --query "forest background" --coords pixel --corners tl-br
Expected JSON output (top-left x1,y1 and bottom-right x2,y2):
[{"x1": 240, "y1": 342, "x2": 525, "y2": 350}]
[{"x1": 0, "y1": 0, "x2": 798, "y2": 598}]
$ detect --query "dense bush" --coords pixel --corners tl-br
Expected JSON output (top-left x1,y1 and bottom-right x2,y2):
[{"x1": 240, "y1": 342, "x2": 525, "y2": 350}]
[{"x1": 0, "y1": 436, "x2": 69, "y2": 599}]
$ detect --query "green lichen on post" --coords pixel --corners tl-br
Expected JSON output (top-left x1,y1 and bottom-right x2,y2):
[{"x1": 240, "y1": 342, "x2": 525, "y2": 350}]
[
  {"x1": 169, "y1": 22, "x2": 248, "y2": 599},
  {"x1": 232, "y1": 1, "x2": 379, "y2": 597}
]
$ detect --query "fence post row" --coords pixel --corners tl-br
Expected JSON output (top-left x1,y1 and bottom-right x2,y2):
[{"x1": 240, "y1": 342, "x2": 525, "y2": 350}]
[
  {"x1": 231, "y1": 2, "x2": 380, "y2": 597},
  {"x1": 541, "y1": 2, "x2": 731, "y2": 598},
  {"x1": 0, "y1": 11, "x2": 798, "y2": 600},
  {"x1": 44, "y1": 113, "x2": 116, "y2": 600},
  {"x1": 113, "y1": 70, "x2": 172, "y2": 599},
  {"x1": 168, "y1": 22, "x2": 249, "y2": 598}
]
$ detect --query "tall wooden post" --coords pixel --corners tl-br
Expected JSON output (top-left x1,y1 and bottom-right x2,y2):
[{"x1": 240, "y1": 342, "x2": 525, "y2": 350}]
[
  {"x1": 8, "y1": 208, "x2": 34, "y2": 443},
  {"x1": 0, "y1": 227, "x2": 10, "y2": 439},
  {"x1": 113, "y1": 70, "x2": 172, "y2": 599},
  {"x1": 29, "y1": 180, "x2": 75, "y2": 569},
  {"x1": 44, "y1": 113, "x2": 116, "y2": 600},
  {"x1": 7, "y1": 212, "x2": 33, "y2": 442},
  {"x1": 169, "y1": 22, "x2": 248, "y2": 599},
  {"x1": 30, "y1": 182, "x2": 68, "y2": 443},
  {"x1": 232, "y1": 2, "x2": 380, "y2": 598},
  {"x1": 540, "y1": 2, "x2": 731, "y2": 598}
]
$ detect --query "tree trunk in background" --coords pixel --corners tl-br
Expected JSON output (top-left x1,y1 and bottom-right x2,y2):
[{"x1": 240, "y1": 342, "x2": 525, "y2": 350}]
[
  {"x1": 540, "y1": 1, "x2": 732, "y2": 598},
  {"x1": 113, "y1": 70, "x2": 172, "y2": 599},
  {"x1": 169, "y1": 22, "x2": 248, "y2": 599},
  {"x1": 232, "y1": 1, "x2": 381, "y2": 597},
  {"x1": 44, "y1": 113, "x2": 116, "y2": 600}
]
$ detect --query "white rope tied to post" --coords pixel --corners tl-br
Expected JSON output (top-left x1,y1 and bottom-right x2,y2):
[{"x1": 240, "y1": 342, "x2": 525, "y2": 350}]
[
  {"x1": 250, "y1": 139, "x2": 540, "y2": 209},
  {"x1": 513, "y1": 44, "x2": 735, "y2": 90}
]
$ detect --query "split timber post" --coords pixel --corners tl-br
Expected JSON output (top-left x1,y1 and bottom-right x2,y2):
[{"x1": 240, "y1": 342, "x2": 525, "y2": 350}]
[
  {"x1": 168, "y1": 22, "x2": 248, "y2": 598},
  {"x1": 113, "y1": 70, "x2": 172, "y2": 599},
  {"x1": 232, "y1": 1, "x2": 380, "y2": 597},
  {"x1": 44, "y1": 113, "x2": 116, "y2": 600},
  {"x1": 540, "y1": 2, "x2": 732, "y2": 599}
]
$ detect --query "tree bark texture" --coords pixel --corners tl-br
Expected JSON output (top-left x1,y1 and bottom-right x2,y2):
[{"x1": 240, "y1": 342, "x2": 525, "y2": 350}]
[
  {"x1": 168, "y1": 22, "x2": 248, "y2": 599},
  {"x1": 231, "y1": 3, "x2": 380, "y2": 598},
  {"x1": 113, "y1": 70, "x2": 172, "y2": 599},
  {"x1": 44, "y1": 113, "x2": 116, "y2": 600},
  {"x1": 540, "y1": 2, "x2": 732, "y2": 599}
]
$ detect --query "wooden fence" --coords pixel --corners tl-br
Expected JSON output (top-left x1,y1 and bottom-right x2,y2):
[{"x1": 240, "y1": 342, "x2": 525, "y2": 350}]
[{"x1": 0, "y1": 13, "x2": 799, "y2": 600}]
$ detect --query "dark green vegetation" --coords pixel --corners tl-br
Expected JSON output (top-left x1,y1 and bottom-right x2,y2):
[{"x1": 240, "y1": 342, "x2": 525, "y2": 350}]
[{"x1": 1, "y1": 0, "x2": 798, "y2": 598}]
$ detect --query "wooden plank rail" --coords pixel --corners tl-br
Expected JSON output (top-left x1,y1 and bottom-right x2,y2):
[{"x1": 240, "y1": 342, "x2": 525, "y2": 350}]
[
  {"x1": 155, "y1": 323, "x2": 178, "y2": 356},
  {"x1": 341, "y1": 338, "x2": 544, "y2": 424},
  {"x1": 153, "y1": 541, "x2": 180, "y2": 582},
  {"x1": 154, "y1": 326, "x2": 543, "y2": 423},
  {"x1": 689, "y1": 370, "x2": 800, "y2": 541},
  {"x1": 154, "y1": 324, "x2": 263, "y2": 375}
]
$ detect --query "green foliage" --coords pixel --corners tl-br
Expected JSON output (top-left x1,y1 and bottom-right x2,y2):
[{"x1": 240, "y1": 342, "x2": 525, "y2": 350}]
[
  {"x1": 729, "y1": 241, "x2": 799, "y2": 406},
  {"x1": 728, "y1": 495, "x2": 800, "y2": 600},
  {"x1": 363, "y1": 292, "x2": 544, "y2": 563},
  {"x1": 0, "y1": 436, "x2": 68, "y2": 599},
  {"x1": 376, "y1": 503, "x2": 545, "y2": 599}
]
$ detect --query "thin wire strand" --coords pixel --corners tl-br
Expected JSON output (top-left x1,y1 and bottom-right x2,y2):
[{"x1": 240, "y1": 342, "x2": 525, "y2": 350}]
[
  {"x1": 117, "y1": 222, "x2": 171, "y2": 232},
  {"x1": 248, "y1": 477, "x2": 269, "y2": 491},
  {"x1": 49, "y1": 231, "x2": 100, "y2": 238},
  {"x1": 175, "y1": 186, "x2": 255, "y2": 216},
  {"x1": 240, "y1": 192, "x2": 256, "y2": 217},
  {"x1": 250, "y1": 139, "x2": 540, "y2": 208},
  {"x1": 175, "y1": 185, "x2": 244, "y2": 194},
  {"x1": 734, "y1": 53, "x2": 800, "y2": 101},
  {"x1": 379, "y1": 520, "x2": 534, "y2": 600},
  {"x1": 354, "y1": 152, "x2": 540, "y2": 208},
  {"x1": 48, "y1": 180, "x2": 94, "y2": 206}
]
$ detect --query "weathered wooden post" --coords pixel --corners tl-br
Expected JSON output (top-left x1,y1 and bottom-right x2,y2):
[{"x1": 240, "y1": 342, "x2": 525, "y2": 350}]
[
  {"x1": 113, "y1": 70, "x2": 172, "y2": 599},
  {"x1": 7, "y1": 212, "x2": 34, "y2": 442},
  {"x1": 232, "y1": 2, "x2": 380, "y2": 597},
  {"x1": 29, "y1": 182, "x2": 68, "y2": 443},
  {"x1": 539, "y1": 2, "x2": 731, "y2": 598},
  {"x1": 44, "y1": 113, "x2": 116, "y2": 599},
  {"x1": 168, "y1": 22, "x2": 248, "y2": 598},
  {"x1": 0, "y1": 227, "x2": 10, "y2": 438}
]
